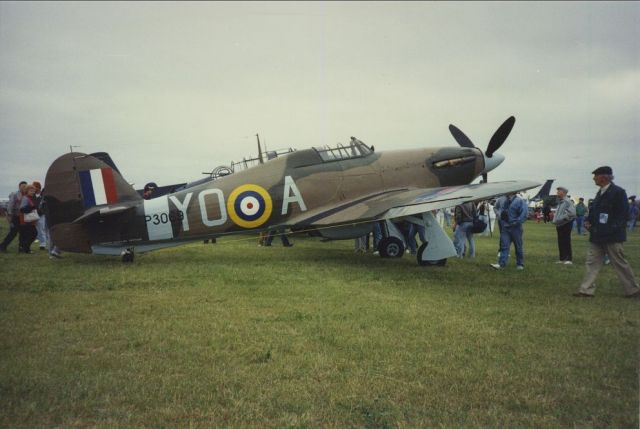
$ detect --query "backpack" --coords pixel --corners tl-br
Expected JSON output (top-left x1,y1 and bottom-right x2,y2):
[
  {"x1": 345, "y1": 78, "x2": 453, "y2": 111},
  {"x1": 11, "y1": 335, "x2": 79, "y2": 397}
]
[
  {"x1": 471, "y1": 216, "x2": 487, "y2": 233},
  {"x1": 500, "y1": 198, "x2": 513, "y2": 222},
  {"x1": 470, "y1": 204, "x2": 487, "y2": 233}
]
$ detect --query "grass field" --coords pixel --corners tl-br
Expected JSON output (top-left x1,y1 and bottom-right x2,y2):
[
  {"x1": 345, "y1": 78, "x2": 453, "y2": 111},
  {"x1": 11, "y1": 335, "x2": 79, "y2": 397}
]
[{"x1": 1, "y1": 221, "x2": 638, "y2": 428}]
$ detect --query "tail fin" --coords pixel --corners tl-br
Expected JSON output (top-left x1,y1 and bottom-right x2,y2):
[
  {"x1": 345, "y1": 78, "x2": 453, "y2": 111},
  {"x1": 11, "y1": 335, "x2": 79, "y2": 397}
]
[
  {"x1": 531, "y1": 179, "x2": 554, "y2": 201},
  {"x1": 89, "y1": 152, "x2": 122, "y2": 174},
  {"x1": 42, "y1": 152, "x2": 141, "y2": 253}
]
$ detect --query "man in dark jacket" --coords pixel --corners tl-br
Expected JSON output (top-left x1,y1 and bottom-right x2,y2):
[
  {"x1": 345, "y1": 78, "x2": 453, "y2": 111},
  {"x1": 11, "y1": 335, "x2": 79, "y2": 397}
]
[
  {"x1": 453, "y1": 201, "x2": 476, "y2": 258},
  {"x1": 575, "y1": 197, "x2": 587, "y2": 235},
  {"x1": 574, "y1": 166, "x2": 640, "y2": 298}
]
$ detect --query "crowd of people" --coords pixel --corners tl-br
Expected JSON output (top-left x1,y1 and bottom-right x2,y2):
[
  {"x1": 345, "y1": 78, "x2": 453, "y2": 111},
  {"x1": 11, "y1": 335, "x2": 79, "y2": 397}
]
[
  {"x1": 0, "y1": 180, "x2": 61, "y2": 258},
  {"x1": 3, "y1": 165, "x2": 639, "y2": 298}
]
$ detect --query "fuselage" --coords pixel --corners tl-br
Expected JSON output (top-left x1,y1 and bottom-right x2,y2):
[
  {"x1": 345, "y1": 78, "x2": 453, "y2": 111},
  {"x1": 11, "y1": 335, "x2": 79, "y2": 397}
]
[
  {"x1": 127, "y1": 145, "x2": 483, "y2": 242},
  {"x1": 46, "y1": 144, "x2": 485, "y2": 253}
]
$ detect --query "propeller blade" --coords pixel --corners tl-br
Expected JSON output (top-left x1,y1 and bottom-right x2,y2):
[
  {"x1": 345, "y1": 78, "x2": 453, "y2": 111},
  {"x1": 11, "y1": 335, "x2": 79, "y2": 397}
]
[
  {"x1": 482, "y1": 173, "x2": 488, "y2": 183},
  {"x1": 485, "y1": 116, "x2": 516, "y2": 157},
  {"x1": 448, "y1": 124, "x2": 475, "y2": 148}
]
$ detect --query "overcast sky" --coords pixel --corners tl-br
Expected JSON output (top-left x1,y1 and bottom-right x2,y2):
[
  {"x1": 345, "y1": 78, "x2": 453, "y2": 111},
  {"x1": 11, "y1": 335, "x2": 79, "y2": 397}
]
[{"x1": 1, "y1": 1, "x2": 638, "y2": 200}]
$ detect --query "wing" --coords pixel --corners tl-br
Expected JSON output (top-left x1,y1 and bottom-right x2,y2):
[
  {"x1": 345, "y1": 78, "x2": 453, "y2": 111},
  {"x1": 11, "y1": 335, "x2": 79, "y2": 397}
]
[{"x1": 287, "y1": 180, "x2": 540, "y2": 227}]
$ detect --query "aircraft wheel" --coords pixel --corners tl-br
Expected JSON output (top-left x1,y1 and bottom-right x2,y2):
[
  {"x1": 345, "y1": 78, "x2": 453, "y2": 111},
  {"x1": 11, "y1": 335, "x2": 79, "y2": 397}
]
[
  {"x1": 121, "y1": 249, "x2": 134, "y2": 263},
  {"x1": 417, "y1": 242, "x2": 446, "y2": 266},
  {"x1": 378, "y1": 237, "x2": 404, "y2": 258}
]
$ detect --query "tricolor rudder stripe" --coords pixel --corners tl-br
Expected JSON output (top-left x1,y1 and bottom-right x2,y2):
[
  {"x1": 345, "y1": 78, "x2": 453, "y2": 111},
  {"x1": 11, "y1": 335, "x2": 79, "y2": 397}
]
[{"x1": 79, "y1": 168, "x2": 118, "y2": 208}]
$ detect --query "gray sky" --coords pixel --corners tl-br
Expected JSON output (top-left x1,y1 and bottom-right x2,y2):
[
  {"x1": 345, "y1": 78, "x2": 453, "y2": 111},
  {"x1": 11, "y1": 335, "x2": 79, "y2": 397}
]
[{"x1": 1, "y1": 1, "x2": 638, "y2": 200}]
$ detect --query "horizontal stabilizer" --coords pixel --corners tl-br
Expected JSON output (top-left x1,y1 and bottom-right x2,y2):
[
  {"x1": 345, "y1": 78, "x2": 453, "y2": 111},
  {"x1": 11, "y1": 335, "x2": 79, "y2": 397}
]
[{"x1": 72, "y1": 205, "x2": 136, "y2": 224}]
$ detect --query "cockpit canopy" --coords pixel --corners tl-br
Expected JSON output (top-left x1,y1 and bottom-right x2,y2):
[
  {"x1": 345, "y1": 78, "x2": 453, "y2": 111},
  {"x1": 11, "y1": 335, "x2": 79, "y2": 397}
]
[{"x1": 313, "y1": 137, "x2": 373, "y2": 162}]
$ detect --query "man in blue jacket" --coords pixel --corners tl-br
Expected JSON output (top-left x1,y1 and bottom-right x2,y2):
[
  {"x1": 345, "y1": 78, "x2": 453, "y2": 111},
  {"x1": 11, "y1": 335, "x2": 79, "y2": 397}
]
[
  {"x1": 574, "y1": 166, "x2": 640, "y2": 298},
  {"x1": 491, "y1": 192, "x2": 528, "y2": 270}
]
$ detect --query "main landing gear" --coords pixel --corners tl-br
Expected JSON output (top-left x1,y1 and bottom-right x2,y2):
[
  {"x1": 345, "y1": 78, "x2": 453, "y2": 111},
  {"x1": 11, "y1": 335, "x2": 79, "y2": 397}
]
[
  {"x1": 376, "y1": 214, "x2": 455, "y2": 266},
  {"x1": 377, "y1": 236, "x2": 405, "y2": 258},
  {"x1": 377, "y1": 236, "x2": 447, "y2": 265}
]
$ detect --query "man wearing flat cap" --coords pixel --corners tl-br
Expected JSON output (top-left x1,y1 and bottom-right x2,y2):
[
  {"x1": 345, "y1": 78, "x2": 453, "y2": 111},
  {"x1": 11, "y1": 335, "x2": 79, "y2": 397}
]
[
  {"x1": 143, "y1": 182, "x2": 157, "y2": 200},
  {"x1": 552, "y1": 186, "x2": 576, "y2": 264},
  {"x1": 574, "y1": 166, "x2": 640, "y2": 298}
]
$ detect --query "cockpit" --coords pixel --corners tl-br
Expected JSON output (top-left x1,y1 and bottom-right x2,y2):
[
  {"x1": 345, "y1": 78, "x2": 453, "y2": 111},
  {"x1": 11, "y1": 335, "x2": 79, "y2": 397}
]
[{"x1": 313, "y1": 137, "x2": 373, "y2": 162}]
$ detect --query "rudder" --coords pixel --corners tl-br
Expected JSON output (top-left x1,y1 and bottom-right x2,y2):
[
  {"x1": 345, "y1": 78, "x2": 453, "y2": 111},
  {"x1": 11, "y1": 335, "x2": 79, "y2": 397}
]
[{"x1": 42, "y1": 152, "x2": 141, "y2": 253}]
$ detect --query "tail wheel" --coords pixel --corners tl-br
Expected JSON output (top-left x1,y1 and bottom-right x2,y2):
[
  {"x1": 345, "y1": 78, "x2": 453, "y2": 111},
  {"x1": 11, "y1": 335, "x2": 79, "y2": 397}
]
[
  {"x1": 417, "y1": 242, "x2": 446, "y2": 266},
  {"x1": 121, "y1": 248, "x2": 135, "y2": 263},
  {"x1": 378, "y1": 237, "x2": 404, "y2": 258}
]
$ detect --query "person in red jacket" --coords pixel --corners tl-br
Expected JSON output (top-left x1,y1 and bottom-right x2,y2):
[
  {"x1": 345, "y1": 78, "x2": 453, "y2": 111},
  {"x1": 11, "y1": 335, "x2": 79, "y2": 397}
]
[{"x1": 18, "y1": 185, "x2": 39, "y2": 254}]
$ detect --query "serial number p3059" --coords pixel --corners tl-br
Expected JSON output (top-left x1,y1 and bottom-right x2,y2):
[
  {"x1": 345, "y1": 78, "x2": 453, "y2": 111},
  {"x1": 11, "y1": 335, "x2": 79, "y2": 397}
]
[{"x1": 145, "y1": 211, "x2": 184, "y2": 225}]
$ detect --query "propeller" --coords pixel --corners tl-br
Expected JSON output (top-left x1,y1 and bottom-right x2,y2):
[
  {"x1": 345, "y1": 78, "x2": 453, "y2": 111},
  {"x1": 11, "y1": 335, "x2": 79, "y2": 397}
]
[
  {"x1": 448, "y1": 124, "x2": 475, "y2": 148},
  {"x1": 448, "y1": 116, "x2": 516, "y2": 183},
  {"x1": 486, "y1": 116, "x2": 515, "y2": 158}
]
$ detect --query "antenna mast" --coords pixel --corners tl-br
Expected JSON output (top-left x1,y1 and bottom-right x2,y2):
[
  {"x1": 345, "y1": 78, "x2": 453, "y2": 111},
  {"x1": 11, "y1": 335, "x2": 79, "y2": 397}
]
[{"x1": 256, "y1": 134, "x2": 263, "y2": 164}]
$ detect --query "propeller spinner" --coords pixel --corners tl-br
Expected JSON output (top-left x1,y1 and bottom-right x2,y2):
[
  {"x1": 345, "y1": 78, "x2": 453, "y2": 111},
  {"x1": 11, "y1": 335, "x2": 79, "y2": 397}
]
[{"x1": 448, "y1": 116, "x2": 515, "y2": 182}]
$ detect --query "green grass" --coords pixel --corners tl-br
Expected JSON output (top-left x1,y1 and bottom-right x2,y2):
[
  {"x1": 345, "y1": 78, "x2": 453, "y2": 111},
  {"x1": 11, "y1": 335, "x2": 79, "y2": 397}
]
[{"x1": 1, "y1": 222, "x2": 638, "y2": 428}]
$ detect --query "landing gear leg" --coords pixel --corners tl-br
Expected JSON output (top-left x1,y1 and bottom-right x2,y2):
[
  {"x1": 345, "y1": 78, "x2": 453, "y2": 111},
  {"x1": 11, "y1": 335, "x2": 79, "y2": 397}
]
[
  {"x1": 121, "y1": 248, "x2": 134, "y2": 263},
  {"x1": 417, "y1": 242, "x2": 447, "y2": 266},
  {"x1": 406, "y1": 212, "x2": 456, "y2": 266}
]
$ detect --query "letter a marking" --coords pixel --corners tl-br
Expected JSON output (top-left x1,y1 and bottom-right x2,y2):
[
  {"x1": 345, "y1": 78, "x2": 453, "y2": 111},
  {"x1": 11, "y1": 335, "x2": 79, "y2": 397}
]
[{"x1": 281, "y1": 176, "x2": 307, "y2": 215}]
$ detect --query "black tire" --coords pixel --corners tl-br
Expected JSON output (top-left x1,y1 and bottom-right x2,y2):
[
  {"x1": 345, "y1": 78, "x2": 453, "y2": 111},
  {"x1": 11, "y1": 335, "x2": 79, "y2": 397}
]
[
  {"x1": 121, "y1": 249, "x2": 134, "y2": 263},
  {"x1": 378, "y1": 237, "x2": 404, "y2": 258},
  {"x1": 416, "y1": 242, "x2": 447, "y2": 266}
]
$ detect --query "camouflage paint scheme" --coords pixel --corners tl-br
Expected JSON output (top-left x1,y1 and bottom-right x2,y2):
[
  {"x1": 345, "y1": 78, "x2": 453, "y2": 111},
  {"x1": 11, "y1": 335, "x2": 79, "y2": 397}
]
[{"x1": 43, "y1": 140, "x2": 538, "y2": 257}]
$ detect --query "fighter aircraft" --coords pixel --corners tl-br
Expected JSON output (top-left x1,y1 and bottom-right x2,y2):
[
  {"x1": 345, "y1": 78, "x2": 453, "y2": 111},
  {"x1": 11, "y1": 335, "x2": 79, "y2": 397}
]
[{"x1": 42, "y1": 116, "x2": 539, "y2": 263}]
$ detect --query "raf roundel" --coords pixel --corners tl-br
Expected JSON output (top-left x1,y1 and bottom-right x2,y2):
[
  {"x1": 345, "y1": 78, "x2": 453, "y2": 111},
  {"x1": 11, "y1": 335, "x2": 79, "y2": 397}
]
[{"x1": 227, "y1": 184, "x2": 273, "y2": 228}]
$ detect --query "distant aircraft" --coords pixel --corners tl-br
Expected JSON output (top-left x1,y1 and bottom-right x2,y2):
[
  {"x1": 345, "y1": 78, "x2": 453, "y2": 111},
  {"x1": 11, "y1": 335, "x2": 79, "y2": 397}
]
[
  {"x1": 529, "y1": 179, "x2": 555, "y2": 203},
  {"x1": 43, "y1": 116, "x2": 538, "y2": 263},
  {"x1": 132, "y1": 143, "x2": 291, "y2": 198}
]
